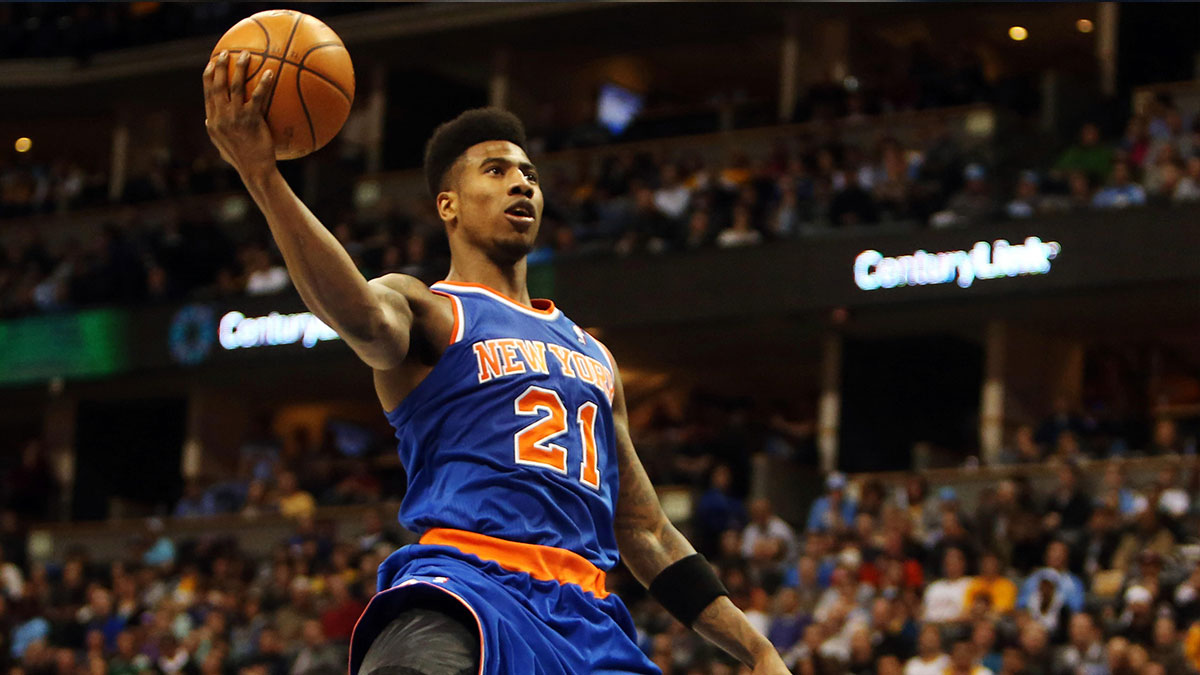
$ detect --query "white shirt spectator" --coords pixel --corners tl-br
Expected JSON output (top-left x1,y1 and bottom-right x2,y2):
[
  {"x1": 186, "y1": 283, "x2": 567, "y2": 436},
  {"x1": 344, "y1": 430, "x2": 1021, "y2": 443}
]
[
  {"x1": 246, "y1": 266, "x2": 291, "y2": 295},
  {"x1": 0, "y1": 560, "x2": 24, "y2": 599},
  {"x1": 904, "y1": 654, "x2": 950, "y2": 675},
  {"x1": 740, "y1": 515, "x2": 798, "y2": 566},
  {"x1": 922, "y1": 576, "x2": 972, "y2": 623},
  {"x1": 653, "y1": 184, "x2": 691, "y2": 221}
]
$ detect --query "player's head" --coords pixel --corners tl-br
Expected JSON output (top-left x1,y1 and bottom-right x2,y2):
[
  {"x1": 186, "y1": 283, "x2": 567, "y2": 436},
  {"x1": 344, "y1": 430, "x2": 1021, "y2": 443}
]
[{"x1": 424, "y1": 108, "x2": 541, "y2": 266}]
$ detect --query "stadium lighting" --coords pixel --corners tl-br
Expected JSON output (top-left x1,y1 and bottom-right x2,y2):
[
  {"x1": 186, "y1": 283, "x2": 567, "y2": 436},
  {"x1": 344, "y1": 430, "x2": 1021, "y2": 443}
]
[
  {"x1": 1076, "y1": 19, "x2": 1094, "y2": 33},
  {"x1": 14, "y1": 137, "x2": 31, "y2": 152},
  {"x1": 1008, "y1": 26, "x2": 1028, "y2": 41}
]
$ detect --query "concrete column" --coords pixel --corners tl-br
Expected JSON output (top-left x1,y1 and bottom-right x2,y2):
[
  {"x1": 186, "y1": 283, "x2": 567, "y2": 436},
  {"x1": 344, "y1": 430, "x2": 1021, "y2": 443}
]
[
  {"x1": 366, "y1": 64, "x2": 387, "y2": 174},
  {"x1": 1097, "y1": 3, "x2": 1119, "y2": 97},
  {"x1": 778, "y1": 13, "x2": 800, "y2": 123},
  {"x1": 108, "y1": 122, "x2": 129, "y2": 203},
  {"x1": 980, "y1": 320, "x2": 1007, "y2": 465},
  {"x1": 43, "y1": 395, "x2": 76, "y2": 520},
  {"x1": 489, "y1": 49, "x2": 510, "y2": 110},
  {"x1": 817, "y1": 331, "x2": 843, "y2": 472}
]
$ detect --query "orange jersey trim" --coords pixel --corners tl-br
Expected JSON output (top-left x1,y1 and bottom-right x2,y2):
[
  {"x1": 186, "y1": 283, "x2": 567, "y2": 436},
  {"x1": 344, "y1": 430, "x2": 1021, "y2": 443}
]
[
  {"x1": 436, "y1": 280, "x2": 557, "y2": 316},
  {"x1": 419, "y1": 527, "x2": 609, "y2": 598}
]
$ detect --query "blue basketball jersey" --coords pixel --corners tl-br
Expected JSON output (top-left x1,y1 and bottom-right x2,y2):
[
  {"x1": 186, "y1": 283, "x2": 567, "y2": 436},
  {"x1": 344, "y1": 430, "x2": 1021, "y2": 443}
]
[{"x1": 384, "y1": 280, "x2": 621, "y2": 571}]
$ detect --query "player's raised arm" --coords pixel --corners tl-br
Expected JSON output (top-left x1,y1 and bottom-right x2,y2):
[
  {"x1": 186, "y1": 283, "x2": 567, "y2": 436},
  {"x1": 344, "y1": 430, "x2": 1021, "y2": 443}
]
[
  {"x1": 609, "y1": 361, "x2": 789, "y2": 674},
  {"x1": 202, "y1": 51, "x2": 411, "y2": 369}
]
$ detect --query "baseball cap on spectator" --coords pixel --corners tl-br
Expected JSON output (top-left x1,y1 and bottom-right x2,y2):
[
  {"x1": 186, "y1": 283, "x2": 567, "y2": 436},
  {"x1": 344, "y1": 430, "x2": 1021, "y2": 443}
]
[
  {"x1": 11, "y1": 616, "x2": 50, "y2": 658},
  {"x1": 964, "y1": 163, "x2": 986, "y2": 181},
  {"x1": 1125, "y1": 585, "x2": 1153, "y2": 606},
  {"x1": 938, "y1": 486, "x2": 958, "y2": 502},
  {"x1": 827, "y1": 472, "x2": 847, "y2": 491}
]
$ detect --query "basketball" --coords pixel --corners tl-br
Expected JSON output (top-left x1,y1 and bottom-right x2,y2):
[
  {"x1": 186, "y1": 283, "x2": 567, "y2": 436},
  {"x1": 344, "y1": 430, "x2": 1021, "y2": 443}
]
[{"x1": 211, "y1": 9, "x2": 355, "y2": 160}]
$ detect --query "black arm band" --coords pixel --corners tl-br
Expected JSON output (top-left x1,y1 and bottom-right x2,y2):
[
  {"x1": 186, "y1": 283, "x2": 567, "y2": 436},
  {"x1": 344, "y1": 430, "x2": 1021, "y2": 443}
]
[{"x1": 647, "y1": 553, "x2": 728, "y2": 628}]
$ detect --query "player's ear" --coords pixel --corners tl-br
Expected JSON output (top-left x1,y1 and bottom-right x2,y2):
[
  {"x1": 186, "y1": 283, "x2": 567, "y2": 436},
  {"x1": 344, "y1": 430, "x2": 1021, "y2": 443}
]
[{"x1": 436, "y1": 189, "x2": 457, "y2": 225}]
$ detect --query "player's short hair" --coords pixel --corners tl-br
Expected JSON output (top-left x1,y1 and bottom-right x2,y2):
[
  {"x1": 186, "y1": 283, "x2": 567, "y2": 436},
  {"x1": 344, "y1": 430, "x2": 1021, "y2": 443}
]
[{"x1": 423, "y1": 107, "x2": 528, "y2": 197}]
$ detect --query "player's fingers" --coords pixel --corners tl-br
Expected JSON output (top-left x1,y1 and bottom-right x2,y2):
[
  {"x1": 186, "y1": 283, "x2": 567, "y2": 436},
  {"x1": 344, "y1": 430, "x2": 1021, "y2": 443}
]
[
  {"x1": 248, "y1": 69, "x2": 275, "y2": 116},
  {"x1": 202, "y1": 59, "x2": 217, "y2": 121},
  {"x1": 212, "y1": 50, "x2": 230, "y2": 106},
  {"x1": 230, "y1": 51, "x2": 249, "y2": 107}
]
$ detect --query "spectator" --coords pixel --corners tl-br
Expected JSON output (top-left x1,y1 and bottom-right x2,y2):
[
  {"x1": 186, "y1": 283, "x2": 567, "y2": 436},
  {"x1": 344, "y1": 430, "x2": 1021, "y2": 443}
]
[
  {"x1": 1019, "y1": 541, "x2": 1085, "y2": 614},
  {"x1": 715, "y1": 204, "x2": 762, "y2": 248},
  {"x1": 971, "y1": 620, "x2": 1003, "y2": 674},
  {"x1": 922, "y1": 547, "x2": 972, "y2": 625},
  {"x1": 1092, "y1": 161, "x2": 1147, "y2": 210},
  {"x1": 766, "y1": 587, "x2": 807, "y2": 653},
  {"x1": 1053, "y1": 612, "x2": 1106, "y2": 675},
  {"x1": 1042, "y1": 463, "x2": 1092, "y2": 537},
  {"x1": 741, "y1": 498, "x2": 798, "y2": 584},
  {"x1": 965, "y1": 551, "x2": 1016, "y2": 615},
  {"x1": 1112, "y1": 508, "x2": 1175, "y2": 573},
  {"x1": 273, "y1": 472, "x2": 316, "y2": 521},
  {"x1": 904, "y1": 624, "x2": 949, "y2": 675},
  {"x1": 1005, "y1": 171, "x2": 1044, "y2": 219},
  {"x1": 998, "y1": 425, "x2": 1042, "y2": 465},
  {"x1": 1054, "y1": 123, "x2": 1114, "y2": 184},
  {"x1": 318, "y1": 575, "x2": 364, "y2": 643},
  {"x1": 694, "y1": 464, "x2": 746, "y2": 556},
  {"x1": 931, "y1": 163, "x2": 995, "y2": 227},
  {"x1": 947, "y1": 639, "x2": 993, "y2": 675},
  {"x1": 805, "y1": 473, "x2": 857, "y2": 533}
]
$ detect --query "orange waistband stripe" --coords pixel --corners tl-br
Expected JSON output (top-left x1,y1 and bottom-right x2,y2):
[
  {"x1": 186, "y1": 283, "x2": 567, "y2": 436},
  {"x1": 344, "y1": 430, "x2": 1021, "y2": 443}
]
[{"x1": 419, "y1": 528, "x2": 609, "y2": 598}]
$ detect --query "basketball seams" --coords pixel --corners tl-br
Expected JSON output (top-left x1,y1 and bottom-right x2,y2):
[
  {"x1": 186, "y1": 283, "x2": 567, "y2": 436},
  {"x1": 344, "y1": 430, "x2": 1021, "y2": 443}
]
[
  {"x1": 298, "y1": 44, "x2": 354, "y2": 104},
  {"x1": 296, "y1": 64, "x2": 318, "y2": 154},
  {"x1": 263, "y1": 11, "x2": 302, "y2": 120}
]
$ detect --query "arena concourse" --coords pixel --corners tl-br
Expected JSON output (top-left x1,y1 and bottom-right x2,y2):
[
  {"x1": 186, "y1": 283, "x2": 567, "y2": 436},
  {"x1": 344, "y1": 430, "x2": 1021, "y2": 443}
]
[{"x1": 2, "y1": 3, "x2": 1200, "y2": 674}]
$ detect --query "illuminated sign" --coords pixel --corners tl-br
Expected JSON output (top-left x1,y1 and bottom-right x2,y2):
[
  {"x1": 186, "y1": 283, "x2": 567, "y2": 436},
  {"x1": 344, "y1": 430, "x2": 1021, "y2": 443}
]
[
  {"x1": 218, "y1": 310, "x2": 341, "y2": 350},
  {"x1": 854, "y1": 236, "x2": 1060, "y2": 291}
]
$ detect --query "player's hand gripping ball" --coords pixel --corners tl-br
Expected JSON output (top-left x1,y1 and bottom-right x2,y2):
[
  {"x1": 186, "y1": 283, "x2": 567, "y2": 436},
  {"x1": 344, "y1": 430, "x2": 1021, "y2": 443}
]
[{"x1": 204, "y1": 9, "x2": 354, "y2": 166}]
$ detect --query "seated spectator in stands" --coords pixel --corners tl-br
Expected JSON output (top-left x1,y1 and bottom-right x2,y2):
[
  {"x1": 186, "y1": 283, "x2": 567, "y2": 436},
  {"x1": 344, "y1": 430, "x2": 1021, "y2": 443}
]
[
  {"x1": 741, "y1": 497, "x2": 798, "y2": 584},
  {"x1": 273, "y1": 471, "x2": 316, "y2": 521},
  {"x1": 1016, "y1": 622, "x2": 1054, "y2": 675},
  {"x1": 1156, "y1": 159, "x2": 1200, "y2": 203},
  {"x1": 970, "y1": 620, "x2": 1002, "y2": 674},
  {"x1": 694, "y1": 463, "x2": 746, "y2": 556},
  {"x1": 653, "y1": 164, "x2": 692, "y2": 224},
  {"x1": 1147, "y1": 418, "x2": 1184, "y2": 456},
  {"x1": 357, "y1": 507, "x2": 401, "y2": 555},
  {"x1": 1005, "y1": 171, "x2": 1047, "y2": 220},
  {"x1": 1150, "y1": 615, "x2": 1188, "y2": 675},
  {"x1": 1154, "y1": 464, "x2": 1190, "y2": 519},
  {"x1": 805, "y1": 472, "x2": 857, "y2": 533},
  {"x1": 1019, "y1": 541, "x2": 1085, "y2": 614},
  {"x1": 1097, "y1": 462, "x2": 1144, "y2": 517},
  {"x1": 767, "y1": 587, "x2": 808, "y2": 654},
  {"x1": 1035, "y1": 396, "x2": 1085, "y2": 448},
  {"x1": 1112, "y1": 508, "x2": 1176, "y2": 573},
  {"x1": 863, "y1": 531, "x2": 924, "y2": 592},
  {"x1": 998, "y1": 424, "x2": 1042, "y2": 464},
  {"x1": 240, "y1": 242, "x2": 290, "y2": 296},
  {"x1": 1123, "y1": 115, "x2": 1153, "y2": 170},
  {"x1": 1092, "y1": 161, "x2": 1147, "y2": 209},
  {"x1": 174, "y1": 478, "x2": 220, "y2": 518},
  {"x1": 290, "y1": 619, "x2": 339, "y2": 675},
  {"x1": 1078, "y1": 505, "x2": 1122, "y2": 579},
  {"x1": 927, "y1": 507, "x2": 979, "y2": 574},
  {"x1": 781, "y1": 555, "x2": 824, "y2": 614},
  {"x1": 930, "y1": 163, "x2": 995, "y2": 228},
  {"x1": 716, "y1": 204, "x2": 762, "y2": 248},
  {"x1": 830, "y1": 172, "x2": 879, "y2": 227},
  {"x1": 1117, "y1": 585, "x2": 1157, "y2": 647},
  {"x1": 946, "y1": 639, "x2": 992, "y2": 675},
  {"x1": 1053, "y1": 612, "x2": 1106, "y2": 675},
  {"x1": 1064, "y1": 170, "x2": 1095, "y2": 211},
  {"x1": 1174, "y1": 565, "x2": 1200, "y2": 626},
  {"x1": 769, "y1": 175, "x2": 802, "y2": 237},
  {"x1": 965, "y1": 551, "x2": 1016, "y2": 615},
  {"x1": 905, "y1": 624, "x2": 949, "y2": 675},
  {"x1": 1042, "y1": 463, "x2": 1091, "y2": 536},
  {"x1": 319, "y1": 575, "x2": 364, "y2": 643},
  {"x1": 873, "y1": 138, "x2": 915, "y2": 223},
  {"x1": 1054, "y1": 122, "x2": 1114, "y2": 184},
  {"x1": 922, "y1": 547, "x2": 972, "y2": 625}
]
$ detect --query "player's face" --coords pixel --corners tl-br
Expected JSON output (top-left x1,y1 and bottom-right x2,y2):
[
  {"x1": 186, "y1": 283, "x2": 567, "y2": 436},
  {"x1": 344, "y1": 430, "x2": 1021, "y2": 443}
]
[{"x1": 447, "y1": 141, "x2": 543, "y2": 265}]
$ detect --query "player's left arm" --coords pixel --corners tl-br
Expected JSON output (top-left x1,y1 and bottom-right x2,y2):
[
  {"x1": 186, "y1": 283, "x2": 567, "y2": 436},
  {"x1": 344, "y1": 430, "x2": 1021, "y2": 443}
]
[{"x1": 609, "y1": 360, "x2": 787, "y2": 673}]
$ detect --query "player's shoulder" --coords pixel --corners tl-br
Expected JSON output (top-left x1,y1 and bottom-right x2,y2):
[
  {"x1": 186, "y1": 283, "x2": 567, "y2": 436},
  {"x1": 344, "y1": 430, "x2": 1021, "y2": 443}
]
[{"x1": 369, "y1": 272, "x2": 431, "y2": 297}]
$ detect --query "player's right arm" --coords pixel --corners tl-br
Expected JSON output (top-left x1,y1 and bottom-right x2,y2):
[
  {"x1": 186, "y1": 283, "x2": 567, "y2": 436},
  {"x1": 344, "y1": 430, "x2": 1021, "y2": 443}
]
[{"x1": 202, "y1": 50, "x2": 412, "y2": 369}]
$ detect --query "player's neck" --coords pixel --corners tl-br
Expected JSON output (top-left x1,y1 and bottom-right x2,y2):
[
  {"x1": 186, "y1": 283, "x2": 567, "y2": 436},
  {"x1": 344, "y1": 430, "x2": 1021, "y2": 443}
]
[{"x1": 444, "y1": 255, "x2": 531, "y2": 306}]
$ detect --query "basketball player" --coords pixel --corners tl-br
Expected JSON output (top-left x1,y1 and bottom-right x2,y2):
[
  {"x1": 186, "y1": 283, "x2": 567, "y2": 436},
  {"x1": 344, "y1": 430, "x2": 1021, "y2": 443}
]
[{"x1": 204, "y1": 50, "x2": 788, "y2": 674}]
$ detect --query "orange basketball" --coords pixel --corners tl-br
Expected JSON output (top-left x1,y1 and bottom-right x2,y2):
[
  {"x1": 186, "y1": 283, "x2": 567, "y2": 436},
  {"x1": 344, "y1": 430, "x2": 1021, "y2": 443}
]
[{"x1": 212, "y1": 10, "x2": 355, "y2": 160}]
